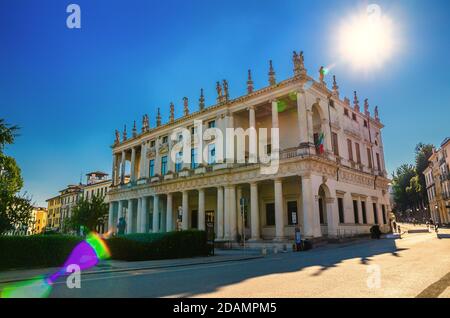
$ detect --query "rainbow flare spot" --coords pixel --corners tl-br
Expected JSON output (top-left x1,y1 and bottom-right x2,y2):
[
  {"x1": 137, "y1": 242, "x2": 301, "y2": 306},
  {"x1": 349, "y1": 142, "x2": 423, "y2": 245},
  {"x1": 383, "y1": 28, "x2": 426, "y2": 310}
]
[{"x1": 1, "y1": 232, "x2": 111, "y2": 298}]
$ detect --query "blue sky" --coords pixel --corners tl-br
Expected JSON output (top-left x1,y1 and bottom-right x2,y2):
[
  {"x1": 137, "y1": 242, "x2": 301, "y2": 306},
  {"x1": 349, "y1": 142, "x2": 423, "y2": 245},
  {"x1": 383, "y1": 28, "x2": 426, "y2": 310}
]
[{"x1": 1, "y1": 0, "x2": 450, "y2": 206}]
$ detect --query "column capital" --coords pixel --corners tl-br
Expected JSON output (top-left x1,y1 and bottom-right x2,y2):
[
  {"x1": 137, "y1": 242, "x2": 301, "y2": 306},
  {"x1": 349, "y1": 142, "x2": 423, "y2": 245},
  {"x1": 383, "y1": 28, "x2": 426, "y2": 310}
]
[
  {"x1": 246, "y1": 105, "x2": 256, "y2": 111},
  {"x1": 274, "y1": 178, "x2": 283, "y2": 183},
  {"x1": 270, "y1": 99, "x2": 278, "y2": 104}
]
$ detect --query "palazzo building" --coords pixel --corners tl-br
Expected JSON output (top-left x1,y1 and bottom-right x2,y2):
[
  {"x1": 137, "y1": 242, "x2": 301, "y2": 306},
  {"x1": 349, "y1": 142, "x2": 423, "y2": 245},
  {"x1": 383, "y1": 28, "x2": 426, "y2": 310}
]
[
  {"x1": 424, "y1": 138, "x2": 450, "y2": 224},
  {"x1": 107, "y1": 51, "x2": 391, "y2": 242}
]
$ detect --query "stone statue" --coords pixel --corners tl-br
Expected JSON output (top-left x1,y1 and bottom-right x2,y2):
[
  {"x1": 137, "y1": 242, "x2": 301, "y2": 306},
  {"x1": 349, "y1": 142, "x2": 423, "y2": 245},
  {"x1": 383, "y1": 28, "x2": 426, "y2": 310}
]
[
  {"x1": 364, "y1": 98, "x2": 370, "y2": 115},
  {"x1": 170, "y1": 102, "x2": 175, "y2": 122},
  {"x1": 117, "y1": 217, "x2": 126, "y2": 236},
  {"x1": 183, "y1": 97, "x2": 189, "y2": 116},
  {"x1": 199, "y1": 88, "x2": 205, "y2": 110},
  {"x1": 122, "y1": 125, "x2": 127, "y2": 141},
  {"x1": 319, "y1": 66, "x2": 325, "y2": 84},
  {"x1": 115, "y1": 130, "x2": 120, "y2": 144},
  {"x1": 216, "y1": 81, "x2": 222, "y2": 97},
  {"x1": 223, "y1": 80, "x2": 229, "y2": 100},
  {"x1": 353, "y1": 91, "x2": 360, "y2": 112},
  {"x1": 247, "y1": 69, "x2": 254, "y2": 94},
  {"x1": 374, "y1": 106, "x2": 379, "y2": 120}
]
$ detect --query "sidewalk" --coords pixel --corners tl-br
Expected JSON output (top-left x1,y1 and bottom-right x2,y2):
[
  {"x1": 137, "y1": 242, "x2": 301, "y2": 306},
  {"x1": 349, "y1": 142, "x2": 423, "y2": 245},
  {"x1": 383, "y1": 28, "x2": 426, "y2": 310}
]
[{"x1": 0, "y1": 249, "x2": 262, "y2": 284}]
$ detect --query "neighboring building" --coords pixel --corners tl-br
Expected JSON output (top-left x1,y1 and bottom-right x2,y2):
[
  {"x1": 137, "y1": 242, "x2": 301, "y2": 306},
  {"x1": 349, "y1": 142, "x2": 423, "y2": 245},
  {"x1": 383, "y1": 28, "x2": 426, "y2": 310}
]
[
  {"x1": 424, "y1": 138, "x2": 450, "y2": 224},
  {"x1": 107, "y1": 51, "x2": 391, "y2": 242},
  {"x1": 34, "y1": 207, "x2": 48, "y2": 234},
  {"x1": 46, "y1": 195, "x2": 62, "y2": 231},
  {"x1": 82, "y1": 171, "x2": 112, "y2": 233},
  {"x1": 59, "y1": 184, "x2": 83, "y2": 232}
]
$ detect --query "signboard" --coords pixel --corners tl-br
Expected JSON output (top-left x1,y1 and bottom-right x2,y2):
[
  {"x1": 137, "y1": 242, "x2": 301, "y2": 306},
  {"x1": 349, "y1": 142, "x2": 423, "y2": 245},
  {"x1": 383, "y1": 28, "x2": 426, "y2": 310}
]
[{"x1": 291, "y1": 212, "x2": 297, "y2": 225}]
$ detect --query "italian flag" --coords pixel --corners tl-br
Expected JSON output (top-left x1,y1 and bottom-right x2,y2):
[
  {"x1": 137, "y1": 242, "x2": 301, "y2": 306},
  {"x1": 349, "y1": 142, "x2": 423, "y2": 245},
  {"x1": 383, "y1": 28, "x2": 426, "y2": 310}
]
[{"x1": 315, "y1": 132, "x2": 325, "y2": 154}]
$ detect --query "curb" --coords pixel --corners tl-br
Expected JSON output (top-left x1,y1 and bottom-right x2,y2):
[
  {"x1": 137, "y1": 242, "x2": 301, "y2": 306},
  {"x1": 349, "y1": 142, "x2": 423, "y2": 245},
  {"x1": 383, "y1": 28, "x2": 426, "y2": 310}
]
[{"x1": 0, "y1": 255, "x2": 263, "y2": 285}]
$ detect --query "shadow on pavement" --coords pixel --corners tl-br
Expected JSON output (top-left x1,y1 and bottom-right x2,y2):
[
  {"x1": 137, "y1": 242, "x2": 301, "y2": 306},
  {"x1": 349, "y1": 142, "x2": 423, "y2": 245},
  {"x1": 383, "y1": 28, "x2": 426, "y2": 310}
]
[{"x1": 49, "y1": 237, "x2": 407, "y2": 297}]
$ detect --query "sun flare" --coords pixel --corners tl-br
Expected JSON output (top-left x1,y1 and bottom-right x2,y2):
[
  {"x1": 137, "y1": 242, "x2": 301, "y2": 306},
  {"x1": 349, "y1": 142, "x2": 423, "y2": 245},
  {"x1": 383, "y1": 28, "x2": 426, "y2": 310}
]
[{"x1": 337, "y1": 5, "x2": 397, "y2": 72}]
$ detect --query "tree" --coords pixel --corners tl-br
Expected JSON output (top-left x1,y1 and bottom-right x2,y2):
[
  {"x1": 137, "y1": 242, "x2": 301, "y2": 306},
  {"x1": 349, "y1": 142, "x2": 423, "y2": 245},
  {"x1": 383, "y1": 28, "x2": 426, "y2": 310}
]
[
  {"x1": 414, "y1": 143, "x2": 434, "y2": 205},
  {"x1": 392, "y1": 164, "x2": 416, "y2": 212},
  {"x1": 68, "y1": 195, "x2": 108, "y2": 233},
  {"x1": 0, "y1": 119, "x2": 33, "y2": 235}
]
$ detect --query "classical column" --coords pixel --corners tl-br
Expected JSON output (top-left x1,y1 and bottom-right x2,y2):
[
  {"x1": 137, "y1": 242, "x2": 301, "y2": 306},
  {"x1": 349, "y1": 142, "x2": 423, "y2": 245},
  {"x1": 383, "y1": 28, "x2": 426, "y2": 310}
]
[
  {"x1": 168, "y1": 137, "x2": 175, "y2": 173},
  {"x1": 250, "y1": 182, "x2": 260, "y2": 240},
  {"x1": 224, "y1": 185, "x2": 237, "y2": 240},
  {"x1": 248, "y1": 106, "x2": 257, "y2": 163},
  {"x1": 326, "y1": 198, "x2": 337, "y2": 237},
  {"x1": 236, "y1": 186, "x2": 243, "y2": 236},
  {"x1": 136, "y1": 198, "x2": 142, "y2": 233},
  {"x1": 302, "y1": 176, "x2": 314, "y2": 237},
  {"x1": 120, "y1": 151, "x2": 126, "y2": 184},
  {"x1": 198, "y1": 189, "x2": 205, "y2": 230},
  {"x1": 271, "y1": 100, "x2": 279, "y2": 129},
  {"x1": 166, "y1": 193, "x2": 173, "y2": 232},
  {"x1": 130, "y1": 147, "x2": 136, "y2": 182},
  {"x1": 154, "y1": 138, "x2": 161, "y2": 175},
  {"x1": 274, "y1": 179, "x2": 284, "y2": 240},
  {"x1": 111, "y1": 154, "x2": 117, "y2": 186},
  {"x1": 216, "y1": 186, "x2": 224, "y2": 239},
  {"x1": 182, "y1": 191, "x2": 189, "y2": 230},
  {"x1": 224, "y1": 112, "x2": 235, "y2": 163},
  {"x1": 108, "y1": 202, "x2": 114, "y2": 232},
  {"x1": 153, "y1": 195, "x2": 160, "y2": 233},
  {"x1": 297, "y1": 90, "x2": 308, "y2": 145},
  {"x1": 139, "y1": 142, "x2": 147, "y2": 179},
  {"x1": 127, "y1": 199, "x2": 133, "y2": 233},
  {"x1": 117, "y1": 200, "x2": 124, "y2": 224},
  {"x1": 141, "y1": 196, "x2": 148, "y2": 233}
]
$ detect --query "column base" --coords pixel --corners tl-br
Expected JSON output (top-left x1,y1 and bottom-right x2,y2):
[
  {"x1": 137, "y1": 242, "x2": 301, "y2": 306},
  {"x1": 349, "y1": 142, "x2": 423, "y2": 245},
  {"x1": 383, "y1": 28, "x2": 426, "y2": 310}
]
[{"x1": 272, "y1": 237, "x2": 287, "y2": 242}]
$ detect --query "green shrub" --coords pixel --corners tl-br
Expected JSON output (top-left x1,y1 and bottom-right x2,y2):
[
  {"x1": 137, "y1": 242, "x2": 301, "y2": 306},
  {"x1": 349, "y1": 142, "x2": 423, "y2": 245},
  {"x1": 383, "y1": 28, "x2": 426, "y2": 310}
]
[
  {"x1": 0, "y1": 230, "x2": 209, "y2": 270},
  {"x1": 0, "y1": 235, "x2": 82, "y2": 270},
  {"x1": 107, "y1": 230, "x2": 209, "y2": 261}
]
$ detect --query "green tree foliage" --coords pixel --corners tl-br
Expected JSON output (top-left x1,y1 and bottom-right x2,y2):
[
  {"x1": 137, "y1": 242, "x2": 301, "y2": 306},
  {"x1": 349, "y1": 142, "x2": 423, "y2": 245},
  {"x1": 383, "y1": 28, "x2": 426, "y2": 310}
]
[
  {"x1": 392, "y1": 142, "x2": 434, "y2": 214},
  {"x1": 414, "y1": 143, "x2": 434, "y2": 204},
  {"x1": 392, "y1": 164, "x2": 417, "y2": 211},
  {"x1": 67, "y1": 194, "x2": 108, "y2": 233},
  {"x1": 0, "y1": 119, "x2": 33, "y2": 235}
]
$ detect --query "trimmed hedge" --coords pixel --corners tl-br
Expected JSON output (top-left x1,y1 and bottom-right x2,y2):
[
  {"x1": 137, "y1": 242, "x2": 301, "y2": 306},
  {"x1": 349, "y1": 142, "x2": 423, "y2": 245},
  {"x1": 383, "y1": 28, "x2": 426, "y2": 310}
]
[
  {"x1": 0, "y1": 235, "x2": 82, "y2": 270},
  {"x1": 0, "y1": 230, "x2": 209, "y2": 270},
  {"x1": 107, "y1": 230, "x2": 210, "y2": 261}
]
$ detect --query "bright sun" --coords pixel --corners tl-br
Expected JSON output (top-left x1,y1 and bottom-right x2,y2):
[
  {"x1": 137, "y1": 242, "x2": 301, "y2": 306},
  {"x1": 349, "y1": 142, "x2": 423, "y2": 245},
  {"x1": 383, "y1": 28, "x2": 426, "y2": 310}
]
[{"x1": 337, "y1": 5, "x2": 396, "y2": 72}]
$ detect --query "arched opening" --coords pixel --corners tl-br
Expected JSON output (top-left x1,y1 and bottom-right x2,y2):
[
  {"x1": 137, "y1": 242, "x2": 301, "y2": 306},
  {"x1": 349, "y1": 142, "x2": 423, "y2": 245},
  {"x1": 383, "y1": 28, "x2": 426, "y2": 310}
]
[{"x1": 318, "y1": 186, "x2": 328, "y2": 225}]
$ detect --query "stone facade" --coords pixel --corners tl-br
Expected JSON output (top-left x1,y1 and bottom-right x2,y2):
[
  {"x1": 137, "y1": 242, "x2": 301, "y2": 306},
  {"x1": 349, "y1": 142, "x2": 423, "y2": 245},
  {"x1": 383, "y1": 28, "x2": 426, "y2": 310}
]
[
  {"x1": 424, "y1": 138, "x2": 450, "y2": 224},
  {"x1": 107, "y1": 52, "x2": 391, "y2": 241}
]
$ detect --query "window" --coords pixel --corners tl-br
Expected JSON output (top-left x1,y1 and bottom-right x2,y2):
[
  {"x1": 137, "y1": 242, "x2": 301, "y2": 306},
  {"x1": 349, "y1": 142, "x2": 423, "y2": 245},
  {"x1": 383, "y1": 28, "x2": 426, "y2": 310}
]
[
  {"x1": 373, "y1": 203, "x2": 379, "y2": 224},
  {"x1": 344, "y1": 108, "x2": 349, "y2": 117},
  {"x1": 162, "y1": 136, "x2": 168, "y2": 144},
  {"x1": 208, "y1": 144, "x2": 216, "y2": 165},
  {"x1": 149, "y1": 159, "x2": 155, "y2": 177},
  {"x1": 355, "y1": 143, "x2": 361, "y2": 164},
  {"x1": 353, "y1": 200, "x2": 359, "y2": 224},
  {"x1": 367, "y1": 148, "x2": 373, "y2": 169},
  {"x1": 376, "y1": 153, "x2": 381, "y2": 171},
  {"x1": 361, "y1": 201, "x2": 367, "y2": 224},
  {"x1": 347, "y1": 139, "x2": 353, "y2": 161},
  {"x1": 161, "y1": 156, "x2": 167, "y2": 175},
  {"x1": 150, "y1": 140, "x2": 155, "y2": 147},
  {"x1": 329, "y1": 99, "x2": 335, "y2": 108},
  {"x1": 287, "y1": 201, "x2": 298, "y2": 225},
  {"x1": 318, "y1": 198, "x2": 325, "y2": 224},
  {"x1": 265, "y1": 203, "x2": 275, "y2": 226},
  {"x1": 338, "y1": 198, "x2": 345, "y2": 223},
  {"x1": 266, "y1": 144, "x2": 272, "y2": 156},
  {"x1": 191, "y1": 126, "x2": 195, "y2": 135},
  {"x1": 364, "y1": 120, "x2": 368, "y2": 128},
  {"x1": 191, "y1": 148, "x2": 198, "y2": 169},
  {"x1": 208, "y1": 120, "x2": 215, "y2": 128},
  {"x1": 191, "y1": 210, "x2": 198, "y2": 229},
  {"x1": 352, "y1": 113, "x2": 357, "y2": 121},
  {"x1": 332, "y1": 132, "x2": 339, "y2": 156},
  {"x1": 175, "y1": 152, "x2": 183, "y2": 172},
  {"x1": 381, "y1": 205, "x2": 387, "y2": 224}
]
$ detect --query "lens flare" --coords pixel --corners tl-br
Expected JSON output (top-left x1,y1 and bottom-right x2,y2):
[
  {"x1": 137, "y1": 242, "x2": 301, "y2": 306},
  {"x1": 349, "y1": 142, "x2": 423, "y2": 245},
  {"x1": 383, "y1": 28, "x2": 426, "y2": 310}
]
[
  {"x1": 1, "y1": 232, "x2": 111, "y2": 298},
  {"x1": 336, "y1": 4, "x2": 397, "y2": 72}
]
